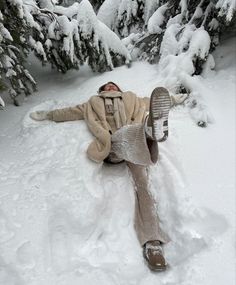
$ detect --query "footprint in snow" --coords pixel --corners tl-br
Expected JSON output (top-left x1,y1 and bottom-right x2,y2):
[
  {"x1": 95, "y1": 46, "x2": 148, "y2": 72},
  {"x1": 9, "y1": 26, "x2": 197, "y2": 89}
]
[
  {"x1": 0, "y1": 256, "x2": 23, "y2": 285},
  {"x1": 48, "y1": 208, "x2": 71, "y2": 273},
  {"x1": 16, "y1": 241, "x2": 35, "y2": 269},
  {"x1": 0, "y1": 209, "x2": 15, "y2": 243}
]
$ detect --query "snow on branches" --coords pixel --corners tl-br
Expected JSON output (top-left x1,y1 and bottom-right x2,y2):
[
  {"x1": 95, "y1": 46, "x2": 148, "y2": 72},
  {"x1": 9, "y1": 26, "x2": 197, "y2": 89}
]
[
  {"x1": 0, "y1": 0, "x2": 130, "y2": 105},
  {"x1": 216, "y1": 0, "x2": 236, "y2": 22},
  {"x1": 1, "y1": 0, "x2": 235, "y2": 107},
  {"x1": 0, "y1": 3, "x2": 37, "y2": 106},
  {"x1": 97, "y1": 0, "x2": 235, "y2": 127},
  {"x1": 98, "y1": 0, "x2": 235, "y2": 68}
]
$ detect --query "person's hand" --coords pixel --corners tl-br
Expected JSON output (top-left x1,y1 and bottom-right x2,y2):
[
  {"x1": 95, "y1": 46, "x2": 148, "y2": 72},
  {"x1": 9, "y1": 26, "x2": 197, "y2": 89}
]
[
  {"x1": 30, "y1": 110, "x2": 50, "y2": 121},
  {"x1": 172, "y1": 93, "x2": 189, "y2": 106}
]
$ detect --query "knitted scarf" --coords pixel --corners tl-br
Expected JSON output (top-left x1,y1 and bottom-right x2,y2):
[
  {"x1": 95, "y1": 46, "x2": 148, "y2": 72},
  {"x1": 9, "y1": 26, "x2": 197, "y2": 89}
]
[{"x1": 99, "y1": 91, "x2": 127, "y2": 129}]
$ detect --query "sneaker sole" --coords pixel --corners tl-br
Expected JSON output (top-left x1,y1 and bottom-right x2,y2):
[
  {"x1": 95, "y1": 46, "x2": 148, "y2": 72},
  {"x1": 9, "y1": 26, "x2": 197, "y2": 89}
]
[
  {"x1": 143, "y1": 242, "x2": 168, "y2": 272},
  {"x1": 149, "y1": 87, "x2": 171, "y2": 142},
  {"x1": 148, "y1": 264, "x2": 168, "y2": 272},
  {"x1": 144, "y1": 257, "x2": 168, "y2": 272}
]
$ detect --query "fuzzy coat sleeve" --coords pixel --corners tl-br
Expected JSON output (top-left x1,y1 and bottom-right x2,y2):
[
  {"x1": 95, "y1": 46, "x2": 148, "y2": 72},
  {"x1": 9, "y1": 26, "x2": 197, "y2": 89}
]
[
  {"x1": 47, "y1": 103, "x2": 85, "y2": 122},
  {"x1": 142, "y1": 97, "x2": 150, "y2": 112}
]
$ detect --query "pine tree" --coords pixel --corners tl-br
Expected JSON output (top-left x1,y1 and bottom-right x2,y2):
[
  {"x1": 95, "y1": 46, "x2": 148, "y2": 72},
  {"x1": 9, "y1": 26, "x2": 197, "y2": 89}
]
[
  {"x1": 98, "y1": 0, "x2": 236, "y2": 68},
  {"x1": 97, "y1": 0, "x2": 235, "y2": 127},
  {"x1": 0, "y1": 1, "x2": 37, "y2": 106},
  {"x1": 0, "y1": 0, "x2": 130, "y2": 106},
  {"x1": 97, "y1": 0, "x2": 160, "y2": 37}
]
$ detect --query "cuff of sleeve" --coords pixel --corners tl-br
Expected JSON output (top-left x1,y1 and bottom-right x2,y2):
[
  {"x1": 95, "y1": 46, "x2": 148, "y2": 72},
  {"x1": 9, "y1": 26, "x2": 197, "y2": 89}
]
[
  {"x1": 170, "y1": 95, "x2": 175, "y2": 107},
  {"x1": 46, "y1": 112, "x2": 53, "y2": 120}
]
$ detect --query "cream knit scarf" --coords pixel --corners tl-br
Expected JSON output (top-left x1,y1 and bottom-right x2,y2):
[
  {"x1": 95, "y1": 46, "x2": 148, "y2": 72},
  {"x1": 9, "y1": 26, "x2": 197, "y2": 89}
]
[{"x1": 99, "y1": 91, "x2": 127, "y2": 129}]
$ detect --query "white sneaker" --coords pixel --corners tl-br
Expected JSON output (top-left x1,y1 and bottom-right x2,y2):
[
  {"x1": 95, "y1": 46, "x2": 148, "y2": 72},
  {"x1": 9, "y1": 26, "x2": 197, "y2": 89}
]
[{"x1": 146, "y1": 87, "x2": 171, "y2": 142}]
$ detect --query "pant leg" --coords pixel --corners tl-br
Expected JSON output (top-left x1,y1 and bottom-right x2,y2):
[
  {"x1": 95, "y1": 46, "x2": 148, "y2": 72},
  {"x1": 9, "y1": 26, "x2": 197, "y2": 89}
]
[
  {"x1": 110, "y1": 123, "x2": 158, "y2": 165},
  {"x1": 108, "y1": 124, "x2": 170, "y2": 246},
  {"x1": 126, "y1": 162, "x2": 170, "y2": 246}
]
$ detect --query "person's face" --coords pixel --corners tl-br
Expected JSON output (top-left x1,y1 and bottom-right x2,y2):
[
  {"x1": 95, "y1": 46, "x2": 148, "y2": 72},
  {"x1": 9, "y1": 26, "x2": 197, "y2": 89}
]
[{"x1": 103, "y1": 83, "x2": 119, "y2": 92}]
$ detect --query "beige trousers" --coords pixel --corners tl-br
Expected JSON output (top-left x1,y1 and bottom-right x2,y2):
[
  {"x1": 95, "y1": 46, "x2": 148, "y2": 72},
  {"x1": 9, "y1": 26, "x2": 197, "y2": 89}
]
[{"x1": 107, "y1": 123, "x2": 170, "y2": 246}]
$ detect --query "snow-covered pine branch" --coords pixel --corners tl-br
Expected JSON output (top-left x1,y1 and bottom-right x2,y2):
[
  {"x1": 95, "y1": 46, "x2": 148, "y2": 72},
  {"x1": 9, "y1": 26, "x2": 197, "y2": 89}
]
[
  {"x1": 97, "y1": 0, "x2": 235, "y2": 127},
  {"x1": 0, "y1": 95, "x2": 5, "y2": 107},
  {"x1": 98, "y1": 0, "x2": 235, "y2": 69},
  {"x1": 0, "y1": 0, "x2": 130, "y2": 105},
  {"x1": 98, "y1": 0, "x2": 156, "y2": 37},
  {"x1": 75, "y1": 0, "x2": 131, "y2": 71},
  {"x1": 37, "y1": 0, "x2": 131, "y2": 72},
  {"x1": 0, "y1": 3, "x2": 37, "y2": 106}
]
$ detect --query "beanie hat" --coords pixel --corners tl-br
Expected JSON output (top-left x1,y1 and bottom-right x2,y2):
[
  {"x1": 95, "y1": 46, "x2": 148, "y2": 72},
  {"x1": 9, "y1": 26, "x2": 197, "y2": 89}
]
[{"x1": 98, "y1": 82, "x2": 122, "y2": 93}]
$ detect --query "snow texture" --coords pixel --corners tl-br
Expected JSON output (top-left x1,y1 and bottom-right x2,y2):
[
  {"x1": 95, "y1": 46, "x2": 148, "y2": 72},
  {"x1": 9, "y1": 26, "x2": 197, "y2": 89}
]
[
  {"x1": 143, "y1": 0, "x2": 160, "y2": 25},
  {"x1": 0, "y1": 96, "x2": 5, "y2": 107},
  {"x1": 98, "y1": 0, "x2": 162, "y2": 37},
  {"x1": 0, "y1": 36, "x2": 235, "y2": 285},
  {"x1": 77, "y1": 0, "x2": 131, "y2": 64},
  {"x1": 216, "y1": 0, "x2": 236, "y2": 21},
  {"x1": 147, "y1": 3, "x2": 168, "y2": 34},
  {"x1": 97, "y1": 0, "x2": 121, "y2": 30},
  {"x1": 157, "y1": 23, "x2": 212, "y2": 125}
]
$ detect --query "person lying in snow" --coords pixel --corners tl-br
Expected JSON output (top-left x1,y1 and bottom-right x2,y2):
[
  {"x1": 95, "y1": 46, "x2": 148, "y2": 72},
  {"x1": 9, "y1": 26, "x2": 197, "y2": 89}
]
[{"x1": 30, "y1": 82, "x2": 187, "y2": 271}]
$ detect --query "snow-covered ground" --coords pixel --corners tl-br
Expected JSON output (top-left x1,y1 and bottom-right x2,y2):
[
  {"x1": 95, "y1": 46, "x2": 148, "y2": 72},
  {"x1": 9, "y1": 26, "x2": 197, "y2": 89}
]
[{"x1": 0, "y1": 37, "x2": 235, "y2": 285}]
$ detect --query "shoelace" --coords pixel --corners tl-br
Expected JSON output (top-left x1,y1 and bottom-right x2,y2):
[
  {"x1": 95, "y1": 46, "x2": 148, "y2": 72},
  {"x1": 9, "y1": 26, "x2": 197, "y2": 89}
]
[{"x1": 145, "y1": 242, "x2": 163, "y2": 257}]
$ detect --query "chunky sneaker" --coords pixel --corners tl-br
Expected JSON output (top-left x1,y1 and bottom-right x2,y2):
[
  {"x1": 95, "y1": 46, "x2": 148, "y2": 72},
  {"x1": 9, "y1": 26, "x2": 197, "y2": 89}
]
[
  {"x1": 146, "y1": 87, "x2": 171, "y2": 142},
  {"x1": 143, "y1": 240, "x2": 167, "y2": 272}
]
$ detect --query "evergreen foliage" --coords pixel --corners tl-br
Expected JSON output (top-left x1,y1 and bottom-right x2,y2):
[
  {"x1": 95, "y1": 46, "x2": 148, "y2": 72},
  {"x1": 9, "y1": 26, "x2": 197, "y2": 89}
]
[
  {"x1": 0, "y1": 0, "x2": 130, "y2": 105},
  {"x1": 98, "y1": 0, "x2": 236, "y2": 67},
  {"x1": 97, "y1": 0, "x2": 235, "y2": 127},
  {"x1": 0, "y1": 0, "x2": 235, "y2": 107},
  {"x1": 0, "y1": 1, "x2": 37, "y2": 105}
]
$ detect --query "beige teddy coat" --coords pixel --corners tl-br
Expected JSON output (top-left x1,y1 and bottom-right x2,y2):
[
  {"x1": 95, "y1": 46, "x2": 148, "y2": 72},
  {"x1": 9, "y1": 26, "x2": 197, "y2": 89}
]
[{"x1": 47, "y1": 91, "x2": 150, "y2": 163}]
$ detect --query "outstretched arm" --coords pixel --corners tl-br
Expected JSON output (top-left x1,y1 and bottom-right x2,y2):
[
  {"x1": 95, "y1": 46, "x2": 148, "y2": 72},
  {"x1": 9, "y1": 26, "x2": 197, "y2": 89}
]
[{"x1": 30, "y1": 103, "x2": 85, "y2": 122}]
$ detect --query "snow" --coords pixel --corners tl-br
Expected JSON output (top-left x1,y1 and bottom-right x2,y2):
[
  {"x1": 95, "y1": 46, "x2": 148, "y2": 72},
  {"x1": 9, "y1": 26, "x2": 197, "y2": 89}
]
[
  {"x1": 158, "y1": 24, "x2": 213, "y2": 127},
  {"x1": 201, "y1": 2, "x2": 214, "y2": 27},
  {"x1": 0, "y1": 96, "x2": 5, "y2": 107},
  {"x1": 54, "y1": 3, "x2": 80, "y2": 19},
  {"x1": 208, "y1": 18, "x2": 219, "y2": 31},
  {"x1": 0, "y1": 36, "x2": 235, "y2": 285},
  {"x1": 117, "y1": 0, "x2": 138, "y2": 23},
  {"x1": 188, "y1": 28, "x2": 211, "y2": 60},
  {"x1": 11, "y1": 0, "x2": 24, "y2": 19},
  {"x1": 147, "y1": 3, "x2": 169, "y2": 34},
  {"x1": 23, "y1": 5, "x2": 41, "y2": 31},
  {"x1": 97, "y1": 0, "x2": 121, "y2": 30},
  {"x1": 5, "y1": 69, "x2": 17, "y2": 78},
  {"x1": 77, "y1": 0, "x2": 98, "y2": 36},
  {"x1": 159, "y1": 23, "x2": 182, "y2": 57},
  {"x1": 97, "y1": 0, "x2": 163, "y2": 37},
  {"x1": 160, "y1": 24, "x2": 211, "y2": 60},
  {"x1": 0, "y1": 25, "x2": 13, "y2": 42},
  {"x1": 35, "y1": 0, "x2": 54, "y2": 11},
  {"x1": 2, "y1": 55, "x2": 14, "y2": 69},
  {"x1": 189, "y1": 6, "x2": 203, "y2": 23},
  {"x1": 99, "y1": 22, "x2": 131, "y2": 62},
  {"x1": 77, "y1": 0, "x2": 130, "y2": 63},
  {"x1": 216, "y1": 0, "x2": 236, "y2": 21},
  {"x1": 180, "y1": 0, "x2": 188, "y2": 16},
  {"x1": 28, "y1": 36, "x2": 47, "y2": 62},
  {"x1": 143, "y1": 0, "x2": 159, "y2": 25}
]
